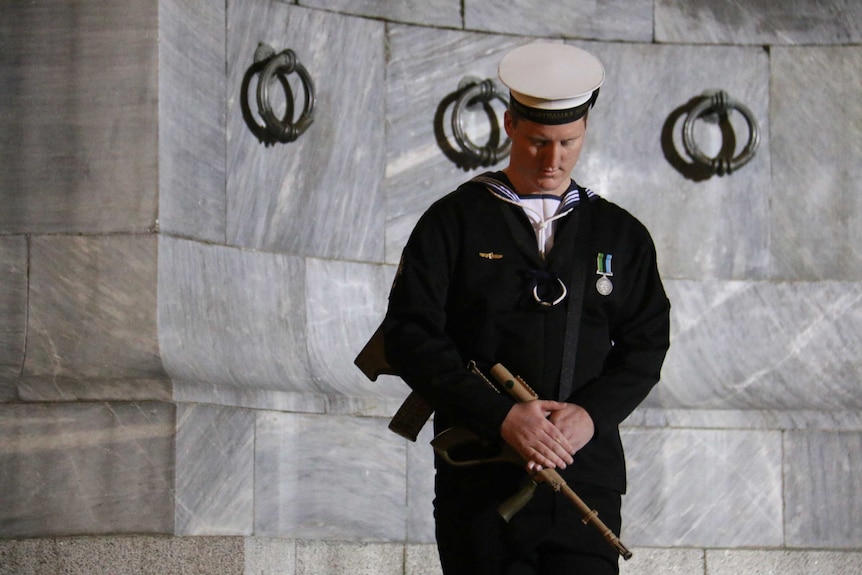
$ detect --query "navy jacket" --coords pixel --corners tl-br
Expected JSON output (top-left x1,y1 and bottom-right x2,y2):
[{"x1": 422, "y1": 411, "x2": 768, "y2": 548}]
[{"x1": 383, "y1": 172, "x2": 670, "y2": 495}]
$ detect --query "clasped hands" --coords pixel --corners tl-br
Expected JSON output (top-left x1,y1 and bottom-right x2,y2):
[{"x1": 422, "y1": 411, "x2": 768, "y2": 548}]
[{"x1": 500, "y1": 400, "x2": 594, "y2": 473}]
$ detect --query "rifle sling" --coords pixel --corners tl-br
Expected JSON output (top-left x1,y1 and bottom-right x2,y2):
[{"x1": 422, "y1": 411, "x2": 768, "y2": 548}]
[{"x1": 558, "y1": 188, "x2": 592, "y2": 401}]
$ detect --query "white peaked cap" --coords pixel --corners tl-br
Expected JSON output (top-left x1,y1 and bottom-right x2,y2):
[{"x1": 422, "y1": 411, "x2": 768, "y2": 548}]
[{"x1": 498, "y1": 43, "x2": 605, "y2": 124}]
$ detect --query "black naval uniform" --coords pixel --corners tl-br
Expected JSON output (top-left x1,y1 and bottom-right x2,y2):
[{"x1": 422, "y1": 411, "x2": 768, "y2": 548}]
[{"x1": 383, "y1": 172, "x2": 670, "y2": 575}]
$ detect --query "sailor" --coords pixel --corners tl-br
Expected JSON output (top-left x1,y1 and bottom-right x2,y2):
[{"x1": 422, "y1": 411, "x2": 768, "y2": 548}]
[{"x1": 382, "y1": 42, "x2": 671, "y2": 575}]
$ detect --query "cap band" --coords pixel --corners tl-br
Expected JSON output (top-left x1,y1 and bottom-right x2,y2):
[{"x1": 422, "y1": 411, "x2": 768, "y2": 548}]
[{"x1": 509, "y1": 88, "x2": 599, "y2": 125}]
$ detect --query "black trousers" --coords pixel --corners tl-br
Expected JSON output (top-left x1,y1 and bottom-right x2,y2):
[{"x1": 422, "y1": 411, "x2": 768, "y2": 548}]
[{"x1": 434, "y1": 476, "x2": 622, "y2": 575}]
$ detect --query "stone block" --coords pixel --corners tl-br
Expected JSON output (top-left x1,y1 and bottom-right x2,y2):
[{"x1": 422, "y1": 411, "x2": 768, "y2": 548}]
[
  {"x1": 784, "y1": 430, "x2": 862, "y2": 548},
  {"x1": 306, "y1": 257, "x2": 403, "y2": 400},
  {"x1": 0, "y1": 536, "x2": 245, "y2": 575},
  {"x1": 254, "y1": 412, "x2": 407, "y2": 541},
  {"x1": 295, "y1": 540, "x2": 403, "y2": 575},
  {"x1": 301, "y1": 0, "x2": 461, "y2": 28},
  {"x1": 0, "y1": 237, "x2": 26, "y2": 401},
  {"x1": 706, "y1": 549, "x2": 862, "y2": 575},
  {"x1": 244, "y1": 537, "x2": 297, "y2": 575},
  {"x1": 578, "y1": 42, "x2": 770, "y2": 280},
  {"x1": 20, "y1": 234, "x2": 169, "y2": 401},
  {"x1": 656, "y1": 0, "x2": 862, "y2": 45},
  {"x1": 0, "y1": 1, "x2": 158, "y2": 233},
  {"x1": 384, "y1": 25, "x2": 526, "y2": 263},
  {"x1": 159, "y1": 237, "x2": 313, "y2": 403},
  {"x1": 619, "y1": 547, "x2": 704, "y2": 574},
  {"x1": 626, "y1": 406, "x2": 862, "y2": 433},
  {"x1": 226, "y1": 2, "x2": 385, "y2": 261},
  {"x1": 652, "y1": 280, "x2": 862, "y2": 411},
  {"x1": 406, "y1": 424, "x2": 436, "y2": 543},
  {"x1": 175, "y1": 404, "x2": 255, "y2": 535},
  {"x1": 0, "y1": 403, "x2": 175, "y2": 537},
  {"x1": 141, "y1": 537, "x2": 245, "y2": 574},
  {"x1": 405, "y1": 543, "x2": 443, "y2": 575},
  {"x1": 621, "y1": 427, "x2": 783, "y2": 547},
  {"x1": 770, "y1": 46, "x2": 862, "y2": 281},
  {"x1": 159, "y1": 0, "x2": 227, "y2": 243},
  {"x1": 465, "y1": 0, "x2": 653, "y2": 42}
]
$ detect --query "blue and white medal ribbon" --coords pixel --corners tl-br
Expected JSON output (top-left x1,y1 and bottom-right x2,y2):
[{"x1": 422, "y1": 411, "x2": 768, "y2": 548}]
[{"x1": 596, "y1": 252, "x2": 614, "y2": 296}]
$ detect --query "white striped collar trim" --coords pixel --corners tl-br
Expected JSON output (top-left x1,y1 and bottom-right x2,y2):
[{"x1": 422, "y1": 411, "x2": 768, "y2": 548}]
[{"x1": 471, "y1": 173, "x2": 597, "y2": 212}]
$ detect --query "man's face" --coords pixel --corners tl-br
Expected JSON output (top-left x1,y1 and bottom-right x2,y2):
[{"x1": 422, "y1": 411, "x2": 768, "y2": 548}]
[{"x1": 503, "y1": 112, "x2": 588, "y2": 196}]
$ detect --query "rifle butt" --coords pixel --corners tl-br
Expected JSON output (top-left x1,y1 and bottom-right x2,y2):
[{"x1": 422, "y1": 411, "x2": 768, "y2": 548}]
[{"x1": 388, "y1": 391, "x2": 434, "y2": 442}]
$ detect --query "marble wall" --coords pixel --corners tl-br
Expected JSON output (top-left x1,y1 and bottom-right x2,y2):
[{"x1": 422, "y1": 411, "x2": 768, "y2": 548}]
[{"x1": 1, "y1": 0, "x2": 861, "y2": 573}]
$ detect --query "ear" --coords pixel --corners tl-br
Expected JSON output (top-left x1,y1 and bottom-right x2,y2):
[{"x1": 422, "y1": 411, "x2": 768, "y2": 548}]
[{"x1": 503, "y1": 110, "x2": 515, "y2": 137}]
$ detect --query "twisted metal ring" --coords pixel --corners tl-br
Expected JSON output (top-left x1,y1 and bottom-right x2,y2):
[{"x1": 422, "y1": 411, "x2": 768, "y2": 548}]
[
  {"x1": 682, "y1": 90, "x2": 760, "y2": 176},
  {"x1": 256, "y1": 48, "x2": 315, "y2": 143},
  {"x1": 452, "y1": 77, "x2": 511, "y2": 166}
]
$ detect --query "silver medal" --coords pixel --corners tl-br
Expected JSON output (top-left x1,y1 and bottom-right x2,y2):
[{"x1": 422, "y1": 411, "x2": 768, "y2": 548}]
[{"x1": 596, "y1": 274, "x2": 613, "y2": 296}]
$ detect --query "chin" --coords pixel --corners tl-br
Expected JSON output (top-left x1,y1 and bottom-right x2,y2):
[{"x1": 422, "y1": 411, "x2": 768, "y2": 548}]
[{"x1": 534, "y1": 178, "x2": 564, "y2": 194}]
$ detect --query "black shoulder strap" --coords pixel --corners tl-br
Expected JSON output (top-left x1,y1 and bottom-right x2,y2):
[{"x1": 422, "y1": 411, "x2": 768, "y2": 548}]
[{"x1": 558, "y1": 188, "x2": 593, "y2": 401}]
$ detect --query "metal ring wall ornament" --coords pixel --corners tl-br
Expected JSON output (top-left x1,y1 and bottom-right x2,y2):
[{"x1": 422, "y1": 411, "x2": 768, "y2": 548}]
[
  {"x1": 451, "y1": 77, "x2": 511, "y2": 166},
  {"x1": 682, "y1": 90, "x2": 760, "y2": 176},
  {"x1": 255, "y1": 45, "x2": 315, "y2": 143}
]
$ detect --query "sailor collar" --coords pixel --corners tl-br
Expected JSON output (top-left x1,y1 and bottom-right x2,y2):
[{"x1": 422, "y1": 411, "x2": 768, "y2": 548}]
[
  {"x1": 471, "y1": 172, "x2": 596, "y2": 214},
  {"x1": 472, "y1": 172, "x2": 597, "y2": 258}
]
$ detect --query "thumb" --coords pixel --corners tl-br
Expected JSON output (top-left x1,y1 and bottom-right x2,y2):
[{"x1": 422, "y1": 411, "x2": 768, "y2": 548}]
[{"x1": 536, "y1": 399, "x2": 567, "y2": 416}]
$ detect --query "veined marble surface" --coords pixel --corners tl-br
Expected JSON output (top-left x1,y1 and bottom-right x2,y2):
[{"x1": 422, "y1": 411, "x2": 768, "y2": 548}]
[
  {"x1": 384, "y1": 26, "x2": 526, "y2": 264},
  {"x1": 406, "y1": 424, "x2": 437, "y2": 543},
  {"x1": 465, "y1": 0, "x2": 653, "y2": 42},
  {"x1": 159, "y1": 236, "x2": 407, "y2": 408},
  {"x1": 655, "y1": 280, "x2": 862, "y2": 411},
  {"x1": 770, "y1": 46, "x2": 862, "y2": 281},
  {"x1": 300, "y1": 0, "x2": 462, "y2": 28},
  {"x1": 784, "y1": 430, "x2": 862, "y2": 548},
  {"x1": 305, "y1": 257, "x2": 402, "y2": 398},
  {"x1": 176, "y1": 404, "x2": 255, "y2": 535},
  {"x1": 0, "y1": 237, "x2": 26, "y2": 401},
  {"x1": 158, "y1": 236, "x2": 312, "y2": 393},
  {"x1": 20, "y1": 234, "x2": 168, "y2": 401},
  {"x1": 159, "y1": 235, "x2": 862, "y2": 413},
  {"x1": 577, "y1": 42, "x2": 770, "y2": 281},
  {"x1": 226, "y1": 1, "x2": 385, "y2": 261},
  {"x1": 621, "y1": 428, "x2": 783, "y2": 547},
  {"x1": 656, "y1": 0, "x2": 862, "y2": 45},
  {"x1": 0, "y1": 402, "x2": 175, "y2": 537},
  {"x1": 254, "y1": 411, "x2": 407, "y2": 541},
  {"x1": 0, "y1": 0, "x2": 158, "y2": 234},
  {"x1": 159, "y1": 0, "x2": 227, "y2": 243}
]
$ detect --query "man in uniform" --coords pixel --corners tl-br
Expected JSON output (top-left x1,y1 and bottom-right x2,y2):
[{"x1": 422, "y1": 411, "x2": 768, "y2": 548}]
[{"x1": 382, "y1": 43, "x2": 671, "y2": 575}]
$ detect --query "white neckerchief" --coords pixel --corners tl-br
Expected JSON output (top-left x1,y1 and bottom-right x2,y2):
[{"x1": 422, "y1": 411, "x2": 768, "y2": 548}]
[
  {"x1": 471, "y1": 173, "x2": 596, "y2": 259},
  {"x1": 518, "y1": 194, "x2": 568, "y2": 258}
]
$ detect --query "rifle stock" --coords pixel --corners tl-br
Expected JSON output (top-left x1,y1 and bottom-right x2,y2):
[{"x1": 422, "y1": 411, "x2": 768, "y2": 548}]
[
  {"x1": 354, "y1": 323, "x2": 435, "y2": 441},
  {"x1": 353, "y1": 323, "x2": 397, "y2": 382}
]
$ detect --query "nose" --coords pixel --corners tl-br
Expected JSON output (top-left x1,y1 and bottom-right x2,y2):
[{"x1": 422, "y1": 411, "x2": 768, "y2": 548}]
[{"x1": 539, "y1": 142, "x2": 563, "y2": 168}]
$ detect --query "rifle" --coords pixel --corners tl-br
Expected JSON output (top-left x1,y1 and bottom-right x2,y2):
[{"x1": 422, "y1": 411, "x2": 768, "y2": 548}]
[
  {"x1": 433, "y1": 362, "x2": 632, "y2": 560},
  {"x1": 354, "y1": 330, "x2": 632, "y2": 560}
]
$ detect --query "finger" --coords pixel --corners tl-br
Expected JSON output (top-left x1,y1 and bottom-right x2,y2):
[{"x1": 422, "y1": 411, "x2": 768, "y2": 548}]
[
  {"x1": 538, "y1": 424, "x2": 575, "y2": 461},
  {"x1": 546, "y1": 435, "x2": 575, "y2": 466},
  {"x1": 533, "y1": 441, "x2": 571, "y2": 470}
]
